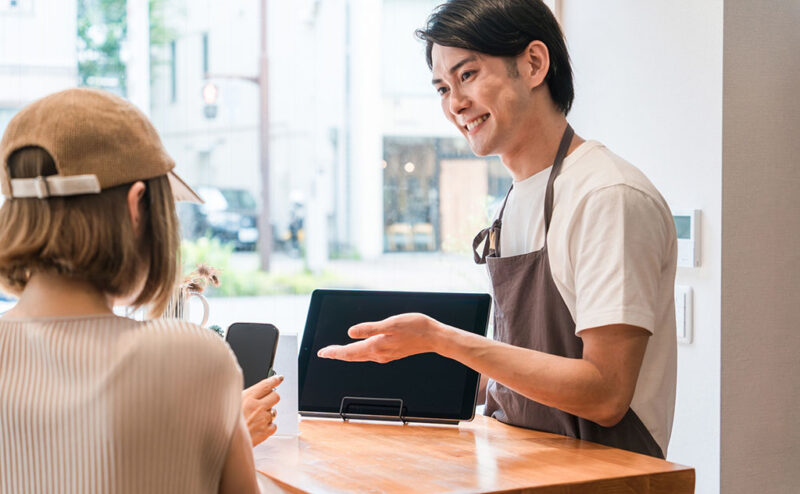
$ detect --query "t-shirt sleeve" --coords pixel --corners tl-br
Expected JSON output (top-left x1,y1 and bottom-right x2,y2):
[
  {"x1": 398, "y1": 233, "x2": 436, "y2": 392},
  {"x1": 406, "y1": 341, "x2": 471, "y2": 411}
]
[{"x1": 567, "y1": 184, "x2": 671, "y2": 334}]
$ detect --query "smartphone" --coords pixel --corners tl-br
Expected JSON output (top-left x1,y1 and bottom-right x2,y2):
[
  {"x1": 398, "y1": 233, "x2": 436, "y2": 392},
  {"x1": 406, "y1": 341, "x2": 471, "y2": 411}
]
[{"x1": 225, "y1": 322, "x2": 280, "y2": 389}]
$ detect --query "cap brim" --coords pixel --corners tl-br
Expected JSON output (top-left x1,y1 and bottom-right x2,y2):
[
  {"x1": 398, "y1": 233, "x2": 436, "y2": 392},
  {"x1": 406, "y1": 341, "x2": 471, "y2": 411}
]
[{"x1": 168, "y1": 171, "x2": 203, "y2": 204}]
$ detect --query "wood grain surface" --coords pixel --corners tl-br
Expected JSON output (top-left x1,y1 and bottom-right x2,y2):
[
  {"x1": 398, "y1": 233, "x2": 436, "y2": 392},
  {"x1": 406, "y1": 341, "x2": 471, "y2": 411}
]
[{"x1": 255, "y1": 415, "x2": 694, "y2": 493}]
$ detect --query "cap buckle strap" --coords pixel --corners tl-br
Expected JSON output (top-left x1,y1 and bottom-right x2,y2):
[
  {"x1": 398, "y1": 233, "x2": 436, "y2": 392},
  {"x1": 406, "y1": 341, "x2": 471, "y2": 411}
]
[{"x1": 34, "y1": 176, "x2": 50, "y2": 199}]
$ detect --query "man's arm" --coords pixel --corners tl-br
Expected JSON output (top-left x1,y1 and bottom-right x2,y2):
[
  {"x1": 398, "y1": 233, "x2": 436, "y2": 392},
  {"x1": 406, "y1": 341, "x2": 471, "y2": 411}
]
[
  {"x1": 318, "y1": 314, "x2": 649, "y2": 427},
  {"x1": 439, "y1": 321, "x2": 649, "y2": 426},
  {"x1": 477, "y1": 374, "x2": 489, "y2": 406}
]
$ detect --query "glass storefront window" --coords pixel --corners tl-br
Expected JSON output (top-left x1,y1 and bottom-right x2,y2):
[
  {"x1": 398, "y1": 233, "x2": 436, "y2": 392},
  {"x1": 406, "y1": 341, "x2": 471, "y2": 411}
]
[{"x1": 0, "y1": 0, "x2": 506, "y2": 330}]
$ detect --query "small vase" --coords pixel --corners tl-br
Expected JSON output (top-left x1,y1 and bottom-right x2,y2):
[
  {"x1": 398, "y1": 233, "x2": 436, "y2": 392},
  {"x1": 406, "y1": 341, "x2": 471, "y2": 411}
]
[{"x1": 163, "y1": 286, "x2": 210, "y2": 327}]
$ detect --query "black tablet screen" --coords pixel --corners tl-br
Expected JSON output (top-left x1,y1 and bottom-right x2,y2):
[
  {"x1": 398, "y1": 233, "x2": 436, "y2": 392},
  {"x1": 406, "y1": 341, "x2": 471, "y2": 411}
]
[{"x1": 298, "y1": 290, "x2": 491, "y2": 421}]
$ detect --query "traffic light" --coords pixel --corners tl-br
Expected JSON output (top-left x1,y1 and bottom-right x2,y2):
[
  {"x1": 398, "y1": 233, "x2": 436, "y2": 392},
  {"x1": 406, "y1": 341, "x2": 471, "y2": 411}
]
[{"x1": 202, "y1": 82, "x2": 218, "y2": 119}]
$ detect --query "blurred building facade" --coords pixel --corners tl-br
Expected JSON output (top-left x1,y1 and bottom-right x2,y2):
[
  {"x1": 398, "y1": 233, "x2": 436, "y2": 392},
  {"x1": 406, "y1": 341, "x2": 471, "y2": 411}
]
[
  {"x1": 0, "y1": 0, "x2": 509, "y2": 262},
  {"x1": 149, "y1": 0, "x2": 509, "y2": 266},
  {"x1": 0, "y1": 0, "x2": 78, "y2": 210},
  {"x1": 0, "y1": 0, "x2": 78, "y2": 136}
]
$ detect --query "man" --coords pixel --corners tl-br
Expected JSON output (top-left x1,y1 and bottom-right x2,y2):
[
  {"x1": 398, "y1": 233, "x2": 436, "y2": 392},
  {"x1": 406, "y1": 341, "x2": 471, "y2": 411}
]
[{"x1": 319, "y1": 0, "x2": 677, "y2": 458}]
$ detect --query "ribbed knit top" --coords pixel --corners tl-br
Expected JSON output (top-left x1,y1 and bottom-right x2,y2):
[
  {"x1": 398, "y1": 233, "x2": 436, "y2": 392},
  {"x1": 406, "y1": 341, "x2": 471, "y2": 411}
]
[{"x1": 0, "y1": 315, "x2": 243, "y2": 494}]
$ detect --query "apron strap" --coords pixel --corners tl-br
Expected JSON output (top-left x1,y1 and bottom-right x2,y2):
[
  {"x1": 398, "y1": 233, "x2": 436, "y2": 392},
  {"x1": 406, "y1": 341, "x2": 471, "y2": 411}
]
[
  {"x1": 472, "y1": 222, "x2": 494, "y2": 265},
  {"x1": 473, "y1": 123, "x2": 574, "y2": 263},
  {"x1": 473, "y1": 185, "x2": 513, "y2": 264},
  {"x1": 544, "y1": 124, "x2": 574, "y2": 235}
]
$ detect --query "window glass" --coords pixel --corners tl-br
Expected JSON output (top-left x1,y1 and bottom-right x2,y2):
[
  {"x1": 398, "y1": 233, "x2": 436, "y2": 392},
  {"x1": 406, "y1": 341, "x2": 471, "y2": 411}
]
[{"x1": 0, "y1": 0, "x2": 505, "y2": 333}]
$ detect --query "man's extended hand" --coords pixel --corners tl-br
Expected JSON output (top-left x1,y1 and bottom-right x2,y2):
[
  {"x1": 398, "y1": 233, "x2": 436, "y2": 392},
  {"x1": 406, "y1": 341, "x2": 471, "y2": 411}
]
[{"x1": 317, "y1": 312, "x2": 442, "y2": 363}]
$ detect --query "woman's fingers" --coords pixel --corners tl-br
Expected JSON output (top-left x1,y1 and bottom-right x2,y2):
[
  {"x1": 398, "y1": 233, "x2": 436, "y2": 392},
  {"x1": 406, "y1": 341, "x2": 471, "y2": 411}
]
[
  {"x1": 258, "y1": 390, "x2": 281, "y2": 409},
  {"x1": 245, "y1": 374, "x2": 284, "y2": 400},
  {"x1": 250, "y1": 419, "x2": 278, "y2": 447}
]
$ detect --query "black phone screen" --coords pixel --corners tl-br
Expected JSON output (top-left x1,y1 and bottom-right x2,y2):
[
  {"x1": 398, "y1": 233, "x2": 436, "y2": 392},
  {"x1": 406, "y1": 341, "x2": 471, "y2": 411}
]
[{"x1": 226, "y1": 322, "x2": 280, "y2": 389}]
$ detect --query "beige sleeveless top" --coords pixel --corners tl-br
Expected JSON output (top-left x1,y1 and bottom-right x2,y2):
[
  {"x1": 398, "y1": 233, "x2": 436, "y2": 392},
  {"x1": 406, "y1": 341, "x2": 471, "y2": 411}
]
[{"x1": 0, "y1": 315, "x2": 243, "y2": 494}]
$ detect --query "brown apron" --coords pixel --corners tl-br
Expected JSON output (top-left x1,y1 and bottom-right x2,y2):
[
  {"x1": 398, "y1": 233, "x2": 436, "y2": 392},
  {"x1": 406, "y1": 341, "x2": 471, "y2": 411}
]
[{"x1": 472, "y1": 125, "x2": 664, "y2": 458}]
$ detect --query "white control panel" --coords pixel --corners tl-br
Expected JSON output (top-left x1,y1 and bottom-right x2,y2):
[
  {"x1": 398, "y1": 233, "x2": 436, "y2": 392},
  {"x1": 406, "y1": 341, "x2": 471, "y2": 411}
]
[
  {"x1": 674, "y1": 285, "x2": 693, "y2": 344},
  {"x1": 673, "y1": 210, "x2": 700, "y2": 267}
]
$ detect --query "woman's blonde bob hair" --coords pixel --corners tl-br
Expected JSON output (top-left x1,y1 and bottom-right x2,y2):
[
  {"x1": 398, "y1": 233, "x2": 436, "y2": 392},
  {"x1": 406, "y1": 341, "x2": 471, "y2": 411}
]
[{"x1": 0, "y1": 146, "x2": 180, "y2": 317}]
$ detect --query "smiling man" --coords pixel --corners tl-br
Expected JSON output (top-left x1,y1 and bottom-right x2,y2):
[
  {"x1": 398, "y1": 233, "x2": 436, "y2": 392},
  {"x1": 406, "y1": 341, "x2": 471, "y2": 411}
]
[{"x1": 319, "y1": 0, "x2": 677, "y2": 458}]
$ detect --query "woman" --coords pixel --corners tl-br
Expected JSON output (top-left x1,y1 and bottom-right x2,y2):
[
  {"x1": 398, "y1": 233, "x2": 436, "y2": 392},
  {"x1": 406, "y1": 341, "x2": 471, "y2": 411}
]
[{"x1": 0, "y1": 88, "x2": 276, "y2": 493}]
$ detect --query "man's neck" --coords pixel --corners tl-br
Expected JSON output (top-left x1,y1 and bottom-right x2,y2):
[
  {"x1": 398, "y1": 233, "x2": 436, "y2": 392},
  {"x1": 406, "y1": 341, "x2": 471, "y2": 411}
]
[
  {"x1": 500, "y1": 111, "x2": 585, "y2": 182},
  {"x1": 2, "y1": 272, "x2": 115, "y2": 319}
]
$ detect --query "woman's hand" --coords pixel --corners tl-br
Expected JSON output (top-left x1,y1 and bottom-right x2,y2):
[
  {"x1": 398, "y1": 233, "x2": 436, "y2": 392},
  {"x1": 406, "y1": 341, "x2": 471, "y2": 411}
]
[{"x1": 241, "y1": 374, "x2": 283, "y2": 447}]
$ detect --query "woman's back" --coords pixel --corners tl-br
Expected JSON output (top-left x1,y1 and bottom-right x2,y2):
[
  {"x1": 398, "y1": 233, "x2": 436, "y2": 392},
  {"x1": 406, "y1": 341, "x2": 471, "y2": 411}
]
[{"x1": 0, "y1": 315, "x2": 242, "y2": 494}]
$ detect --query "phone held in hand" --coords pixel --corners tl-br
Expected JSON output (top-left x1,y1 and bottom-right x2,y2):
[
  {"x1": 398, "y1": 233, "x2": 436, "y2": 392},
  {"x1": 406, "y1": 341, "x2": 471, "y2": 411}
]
[{"x1": 225, "y1": 322, "x2": 280, "y2": 389}]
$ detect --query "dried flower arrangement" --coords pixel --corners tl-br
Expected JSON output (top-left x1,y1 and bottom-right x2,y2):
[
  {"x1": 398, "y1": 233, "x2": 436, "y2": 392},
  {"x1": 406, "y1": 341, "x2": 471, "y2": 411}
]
[{"x1": 182, "y1": 264, "x2": 221, "y2": 294}]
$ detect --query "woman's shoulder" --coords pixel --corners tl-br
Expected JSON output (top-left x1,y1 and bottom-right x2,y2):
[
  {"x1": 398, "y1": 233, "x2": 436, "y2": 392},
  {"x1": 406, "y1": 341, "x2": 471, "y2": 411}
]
[
  {"x1": 136, "y1": 317, "x2": 222, "y2": 340},
  {"x1": 127, "y1": 318, "x2": 241, "y2": 379},
  {"x1": 136, "y1": 317, "x2": 232, "y2": 353},
  {"x1": 0, "y1": 315, "x2": 238, "y2": 374},
  {"x1": 0, "y1": 315, "x2": 243, "y2": 392}
]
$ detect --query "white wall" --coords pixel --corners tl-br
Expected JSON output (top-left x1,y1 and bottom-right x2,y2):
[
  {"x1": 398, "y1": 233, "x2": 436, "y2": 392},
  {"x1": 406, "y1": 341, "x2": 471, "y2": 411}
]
[
  {"x1": 721, "y1": 1, "x2": 800, "y2": 492},
  {"x1": 561, "y1": 1, "x2": 723, "y2": 493}
]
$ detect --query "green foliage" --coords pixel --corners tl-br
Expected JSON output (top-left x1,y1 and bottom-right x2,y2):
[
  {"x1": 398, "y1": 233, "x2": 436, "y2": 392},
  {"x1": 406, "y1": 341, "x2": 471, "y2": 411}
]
[
  {"x1": 77, "y1": 0, "x2": 177, "y2": 95},
  {"x1": 181, "y1": 237, "x2": 342, "y2": 297},
  {"x1": 182, "y1": 236, "x2": 235, "y2": 274},
  {"x1": 267, "y1": 270, "x2": 341, "y2": 295},
  {"x1": 148, "y1": 0, "x2": 178, "y2": 75},
  {"x1": 329, "y1": 246, "x2": 363, "y2": 261},
  {"x1": 77, "y1": 0, "x2": 127, "y2": 94},
  {"x1": 148, "y1": 0, "x2": 174, "y2": 46}
]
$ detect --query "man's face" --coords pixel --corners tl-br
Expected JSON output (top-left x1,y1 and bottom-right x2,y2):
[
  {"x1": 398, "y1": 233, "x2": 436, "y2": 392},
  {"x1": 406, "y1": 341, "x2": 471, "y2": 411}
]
[{"x1": 431, "y1": 44, "x2": 532, "y2": 158}]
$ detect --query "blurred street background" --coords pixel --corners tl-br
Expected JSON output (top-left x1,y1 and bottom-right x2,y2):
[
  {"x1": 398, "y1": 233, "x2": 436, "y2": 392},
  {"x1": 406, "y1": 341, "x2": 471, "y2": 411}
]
[
  {"x1": 0, "y1": 0, "x2": 510, "y2": 329},
  {"x1": 204, "y1": 251, "x2": 490, "y2": 336}
]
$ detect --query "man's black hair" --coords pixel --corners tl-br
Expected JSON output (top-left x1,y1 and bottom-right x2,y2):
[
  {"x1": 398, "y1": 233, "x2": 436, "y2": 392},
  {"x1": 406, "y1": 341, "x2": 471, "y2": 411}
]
[{"x1": 416, "y1": 0, "x2": 574, "y2": 115}]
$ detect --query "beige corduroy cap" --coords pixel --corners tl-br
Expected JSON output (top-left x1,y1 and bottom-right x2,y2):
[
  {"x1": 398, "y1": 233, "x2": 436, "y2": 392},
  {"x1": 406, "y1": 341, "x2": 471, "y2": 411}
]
[{"x1": 0, "y1": 87, "x2": 201, "y2": 203}]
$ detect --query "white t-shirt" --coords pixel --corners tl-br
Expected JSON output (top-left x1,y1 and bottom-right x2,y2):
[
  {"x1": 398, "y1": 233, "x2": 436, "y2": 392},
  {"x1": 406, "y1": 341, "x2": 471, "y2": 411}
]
[{"x1": 496, "y1": 140, "x2": 677, "y2": 455}]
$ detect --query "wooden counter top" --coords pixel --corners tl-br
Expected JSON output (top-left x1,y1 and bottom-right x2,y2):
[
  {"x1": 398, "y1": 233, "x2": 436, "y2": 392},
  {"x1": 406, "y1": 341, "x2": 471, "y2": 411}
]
[{"x1": 255, "y1": 415, "x2": 694, "y2": 493}]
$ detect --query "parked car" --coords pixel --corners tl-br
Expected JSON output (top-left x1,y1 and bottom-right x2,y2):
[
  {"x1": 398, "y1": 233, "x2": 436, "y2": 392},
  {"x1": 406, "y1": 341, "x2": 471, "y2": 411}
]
[{"x1": 177, "y1": 186, "x2": 259, "y2": 251}]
